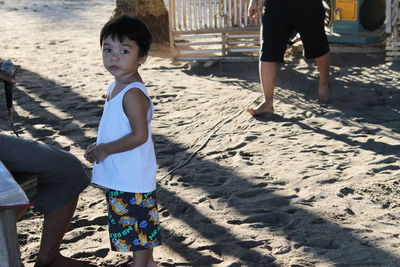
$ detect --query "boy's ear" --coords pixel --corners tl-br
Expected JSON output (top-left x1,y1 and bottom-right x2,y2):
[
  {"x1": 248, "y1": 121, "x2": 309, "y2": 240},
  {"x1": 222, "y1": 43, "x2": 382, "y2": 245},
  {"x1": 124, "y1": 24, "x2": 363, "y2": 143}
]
[{"x1": 139, "y1": 55, "x2": 148, "y2": 65}]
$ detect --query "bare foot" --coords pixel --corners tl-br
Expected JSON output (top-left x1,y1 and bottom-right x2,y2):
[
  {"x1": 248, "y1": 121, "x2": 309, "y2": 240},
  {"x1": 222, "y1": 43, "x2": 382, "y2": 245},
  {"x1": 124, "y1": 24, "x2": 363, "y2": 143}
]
[
  {"x1": 147, "y1": 261, "x2": 158, "y2": 267},
  {"x1": 35, "y1": 255, "x2": 96, "y2": 267},
  {"x1": 246, "y1": 102, "x2": 274, "y2": 116},
  {"x1": 127, "y1": 260, "x2": 158, "y2": 267},
  {"x1": 318, "y1": 82, "x2": 331, "y2": 104}
]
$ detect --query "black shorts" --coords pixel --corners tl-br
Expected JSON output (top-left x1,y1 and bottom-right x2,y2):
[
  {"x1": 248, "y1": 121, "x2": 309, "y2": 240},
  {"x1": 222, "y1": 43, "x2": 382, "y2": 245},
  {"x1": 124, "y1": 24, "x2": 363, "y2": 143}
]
[
  {"x1": 260, "y1": 0, "x2": 329, "y2": 62},
  {"x1": 106, "y1": 189, "x2": 162, "y2": 252}
]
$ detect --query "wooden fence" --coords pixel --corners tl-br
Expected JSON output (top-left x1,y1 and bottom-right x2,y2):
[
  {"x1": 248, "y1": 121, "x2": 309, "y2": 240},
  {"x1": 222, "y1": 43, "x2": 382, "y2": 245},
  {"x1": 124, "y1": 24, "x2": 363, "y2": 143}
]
[
  {"x1": 168, "y1": 0, "x2": 263, "y2": 62},
  {"x1": 168, "y1": 0, "x2": 399, "y2": 62},
  {"x1": 386, "y1": 0, "x2": 400, "y2": 61}
]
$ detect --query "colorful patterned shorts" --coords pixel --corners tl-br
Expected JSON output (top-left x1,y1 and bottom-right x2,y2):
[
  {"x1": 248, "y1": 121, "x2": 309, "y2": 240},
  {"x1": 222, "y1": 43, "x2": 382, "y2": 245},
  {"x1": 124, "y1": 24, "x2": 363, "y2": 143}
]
[{"x1": 105, "y1": 189, "x2": 162, "y2": 252}]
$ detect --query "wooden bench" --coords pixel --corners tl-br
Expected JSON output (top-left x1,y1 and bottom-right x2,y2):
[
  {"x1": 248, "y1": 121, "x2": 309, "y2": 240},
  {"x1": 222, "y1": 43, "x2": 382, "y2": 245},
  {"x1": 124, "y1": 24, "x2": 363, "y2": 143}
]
[{"x1": 0, "y1": 172, "x2": 38, "y2": 267}]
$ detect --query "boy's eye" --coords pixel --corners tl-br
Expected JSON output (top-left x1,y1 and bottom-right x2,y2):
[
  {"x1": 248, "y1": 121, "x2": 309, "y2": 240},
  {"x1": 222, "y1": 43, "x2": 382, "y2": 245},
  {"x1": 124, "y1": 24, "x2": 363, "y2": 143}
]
[
  {"x1": 121, "y1": 50, "x2": 129, "y2": 55},
  {"x1": 103, "y1": 48, "x2": 111, "y2": 53}
]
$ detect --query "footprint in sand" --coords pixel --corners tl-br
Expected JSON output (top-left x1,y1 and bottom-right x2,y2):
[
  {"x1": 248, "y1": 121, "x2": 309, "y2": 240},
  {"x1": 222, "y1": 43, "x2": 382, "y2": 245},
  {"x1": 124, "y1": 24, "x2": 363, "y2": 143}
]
[
  {"x1": 369, "y1": 165, "x2": 400, "y2": 174},
  {"x1": 241, "y1": 212, "x2": 292, "y2": 228},
  {"x1": 296, "y1": 196, "x2": 317, "y2": 207},
  {"x1": 310, "y1": 217, "x2": 326, "y2": 224},
  {"x1": 238, "y1": 150, "x2": 255, "y2": 166},
  {"x1": 245, "y1": 135, "x2": 258, "y2": 142},
  {"x1": 26, "y1": 117, "x2": 59, "y2": 125},
  {"x1": 226, "y1": 141, "x2": 247, "y2": 151},
  {"x1": 70, "y1": 215, "x2": 108, "y2": 228},
  {"x1": 178, "y1": 174, "x2": 228, "y2": 187},
  {"x1": 233, "y1": 188, "x2": 265, "y2": 198},
  {"x1": 304, "y1": 238, "x2": 340, "y2": 249},
  {"x1": 72, "y1": 248, "x2": 109, "y2": 259},
  {"x1": 63, "y1": 230, "x2": 96, "y2": 244},
  {"x1": 196, "y1": 244, "x2": 222, "y2": 257},
  {"x1": 33, "y1": 128, "x2": 56, "y2": 137},
  {"x1": 337, "y1": 187, "x2": 355, "y2": 198},
  {"x1": 153, "y1": 93, "x2": 178, "y2": 104},
  {"x1": 336, "y1": 162, "x2": 350, "y2": 171},
  {"x1": 236, "y1": 240, "x2": 265, "y2": 249},
  {"x1": 317, "y1": 178, "x2": 339, "y2": 184},
  {"x1": 344, "y1": 208, "x2": 355, "y2": 215},
  {"x1": 252, "y1": 182, "x2": 268, "y2": 188}
]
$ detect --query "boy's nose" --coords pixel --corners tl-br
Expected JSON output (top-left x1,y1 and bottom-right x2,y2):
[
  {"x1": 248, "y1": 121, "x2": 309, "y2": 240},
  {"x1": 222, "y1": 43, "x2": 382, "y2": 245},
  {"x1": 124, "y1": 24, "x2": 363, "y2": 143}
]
[{"x1": 111, "y1": 53, "x2": 119, "y2": 61}]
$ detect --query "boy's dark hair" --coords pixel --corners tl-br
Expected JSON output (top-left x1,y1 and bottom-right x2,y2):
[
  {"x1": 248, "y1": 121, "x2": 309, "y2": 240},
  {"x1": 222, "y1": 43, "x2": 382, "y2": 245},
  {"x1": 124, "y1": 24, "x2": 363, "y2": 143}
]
[{"x1": 100, "y1": 15, "x2": 152, "y2": 57}]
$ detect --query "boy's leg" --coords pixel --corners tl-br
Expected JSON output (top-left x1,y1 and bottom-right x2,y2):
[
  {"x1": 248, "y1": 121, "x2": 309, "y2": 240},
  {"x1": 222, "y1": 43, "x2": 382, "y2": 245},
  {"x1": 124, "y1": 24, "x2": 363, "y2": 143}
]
[
  {"x1": 247, "y1": 61, "x2": 276, "y2": 115},
  {"x1": 132, "y1": 250, "x2": 151, "y2": 267},
  {"x1": 128, "y1": 249, "x2": 157, "y2": 267},
  {"x1": 146, "y1": 249, "x2": 158, "y2": 267},
  {"x1": 315, "y1": 52, "x2": 331, "y2": 103}
]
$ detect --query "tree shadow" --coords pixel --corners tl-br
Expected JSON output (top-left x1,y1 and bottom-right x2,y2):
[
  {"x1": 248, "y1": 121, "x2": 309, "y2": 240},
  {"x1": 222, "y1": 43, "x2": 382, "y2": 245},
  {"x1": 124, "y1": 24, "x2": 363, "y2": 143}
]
[
  {"x1": 180, "y1": 52, "x2": 400, "y2": 138},
  {"x1": 0, "y1": 65, "x2": 103, "y2": 151},
  {"x1": 153, "y1": 134, "x2": 400, "y2": 266}
]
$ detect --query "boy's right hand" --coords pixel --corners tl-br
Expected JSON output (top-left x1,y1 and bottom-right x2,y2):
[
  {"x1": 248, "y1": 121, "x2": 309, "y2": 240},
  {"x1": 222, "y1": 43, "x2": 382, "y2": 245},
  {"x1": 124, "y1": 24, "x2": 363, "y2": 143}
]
[
  {"x1": 85, "y1": 142, "x2": 109, "y2": 163},
  {"x1": 85, "y1": 142, "x2": 97, "y2": 163}
]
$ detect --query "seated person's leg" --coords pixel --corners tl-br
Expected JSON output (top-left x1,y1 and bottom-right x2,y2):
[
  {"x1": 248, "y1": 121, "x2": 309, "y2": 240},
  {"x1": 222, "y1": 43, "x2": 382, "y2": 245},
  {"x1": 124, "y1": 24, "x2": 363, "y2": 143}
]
[
  {"x1": 0, "y1": 134, "x2": 92, "y2": 266},
  {"x1": 0, "y1": 134, "x2": 90, "y2": 214}
]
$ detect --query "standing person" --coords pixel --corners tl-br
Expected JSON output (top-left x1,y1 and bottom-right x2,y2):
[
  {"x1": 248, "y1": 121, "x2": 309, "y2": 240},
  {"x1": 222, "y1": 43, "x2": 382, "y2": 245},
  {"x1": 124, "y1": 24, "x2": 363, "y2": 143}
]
[
  {"x1": 85, "y1": 15, "x2": 161, "y2": 267},
  {"x1": 0, "y1": 62, "x2": 93, "y2": 267},
  {"x1": 247, "y1": 0, "x2": 331, "y2": 116}
]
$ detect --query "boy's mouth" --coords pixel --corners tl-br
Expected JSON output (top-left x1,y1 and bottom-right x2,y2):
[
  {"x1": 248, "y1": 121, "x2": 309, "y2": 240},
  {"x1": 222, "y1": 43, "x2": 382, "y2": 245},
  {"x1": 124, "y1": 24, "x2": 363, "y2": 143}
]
[{"x1": 110, "y1": 65, "x2": 120, "y2": 71}]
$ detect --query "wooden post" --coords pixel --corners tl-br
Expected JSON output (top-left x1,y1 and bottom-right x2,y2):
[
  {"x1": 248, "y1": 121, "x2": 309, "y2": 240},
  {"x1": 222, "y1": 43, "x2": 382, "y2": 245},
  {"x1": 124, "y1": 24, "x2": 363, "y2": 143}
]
[
  {"x1": 1, "y1": 160, "x2": 38, "y2": 267},
  {"x1": 0, "y1": 207, "x2": 22, "y2": 267},
  {"x1": 386, "y1": 0, "x2": 392, "y2": 34}
]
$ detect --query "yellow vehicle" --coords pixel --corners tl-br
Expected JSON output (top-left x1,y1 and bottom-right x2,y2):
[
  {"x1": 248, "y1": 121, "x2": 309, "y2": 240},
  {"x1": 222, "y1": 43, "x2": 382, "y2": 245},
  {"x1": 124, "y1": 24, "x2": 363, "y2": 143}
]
[{"x1": 324, "y1": 0, "x2": 386, "y2": 43}]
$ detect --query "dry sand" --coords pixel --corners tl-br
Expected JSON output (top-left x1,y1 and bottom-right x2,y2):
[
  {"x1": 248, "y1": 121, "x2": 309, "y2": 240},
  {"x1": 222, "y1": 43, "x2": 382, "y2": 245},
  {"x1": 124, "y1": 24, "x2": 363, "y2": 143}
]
[{"x1": 0, "y1": 0, "x2": 399, "y2": 266}]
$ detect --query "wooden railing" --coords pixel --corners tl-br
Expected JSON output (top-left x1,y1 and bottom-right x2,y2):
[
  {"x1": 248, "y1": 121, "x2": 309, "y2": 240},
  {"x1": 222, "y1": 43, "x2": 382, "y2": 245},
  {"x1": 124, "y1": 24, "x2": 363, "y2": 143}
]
[
  {"x1": 168, "y1": 0, "x2": 263, "y2": 62},
  {"x1": 386, "y1": 0, "x2": 400, "y2": 61}
]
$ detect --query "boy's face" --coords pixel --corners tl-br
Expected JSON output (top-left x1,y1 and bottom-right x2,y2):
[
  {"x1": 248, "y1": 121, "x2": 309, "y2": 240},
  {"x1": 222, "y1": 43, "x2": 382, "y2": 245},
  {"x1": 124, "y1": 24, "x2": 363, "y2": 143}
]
[{"x1": 101, "y1": 35, "x2": 146, "y2": 80}]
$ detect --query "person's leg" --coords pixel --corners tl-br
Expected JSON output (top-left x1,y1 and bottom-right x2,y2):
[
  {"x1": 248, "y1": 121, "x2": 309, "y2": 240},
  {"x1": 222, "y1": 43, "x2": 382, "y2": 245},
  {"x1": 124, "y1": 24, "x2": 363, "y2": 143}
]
[
  {"x1": 16, "y1": 206, "x2": 28, "y2": 220},
  {"x1": 34, "y1": 197, "x2": 93, "y2": 267},
  {"x1": 247, "y1": 61, "x2": 277, "y2": 115},
  {"x1": 0, "y1": 135, "x2": 91, "y2": 266},
  {"x1": 247, "y1": 0, "x2": 289, "y2": 116},
  {"x1": 315, "y1": 51, "x2": 331, "y2": 103},
  {"x1": 293, "y1": 0, "x2": 330, "y2": 103}
]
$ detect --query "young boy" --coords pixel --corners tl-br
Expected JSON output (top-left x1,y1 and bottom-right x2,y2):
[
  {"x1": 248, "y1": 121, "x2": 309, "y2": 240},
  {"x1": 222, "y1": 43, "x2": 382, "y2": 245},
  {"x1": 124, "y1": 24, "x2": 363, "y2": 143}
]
[{"x1": 85, "y1": 15, "x2": 161, "y2": 267}]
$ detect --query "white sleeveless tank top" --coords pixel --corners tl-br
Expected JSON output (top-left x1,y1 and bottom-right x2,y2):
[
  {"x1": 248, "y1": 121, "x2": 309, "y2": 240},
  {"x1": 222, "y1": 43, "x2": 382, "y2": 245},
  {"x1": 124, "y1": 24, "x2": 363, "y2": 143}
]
[{"x1": 91, "y1": 82, "x2": 157, "y2": 193}]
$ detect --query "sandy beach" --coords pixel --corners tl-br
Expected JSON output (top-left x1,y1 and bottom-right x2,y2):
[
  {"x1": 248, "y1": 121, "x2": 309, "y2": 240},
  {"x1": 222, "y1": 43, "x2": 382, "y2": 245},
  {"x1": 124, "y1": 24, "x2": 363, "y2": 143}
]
[{"x1": 0, "y1": 0, "x2": 399, "y2": 266}]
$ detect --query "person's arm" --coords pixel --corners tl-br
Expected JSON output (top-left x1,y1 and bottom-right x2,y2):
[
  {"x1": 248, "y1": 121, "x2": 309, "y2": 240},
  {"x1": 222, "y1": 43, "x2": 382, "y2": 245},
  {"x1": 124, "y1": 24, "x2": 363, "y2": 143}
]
[
  {"x1": 86, "y1": 88, "x2": 150, "y2": 163},
  {"x1": 248, "y1": 0, "x2": 259, "y2": 18}
]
